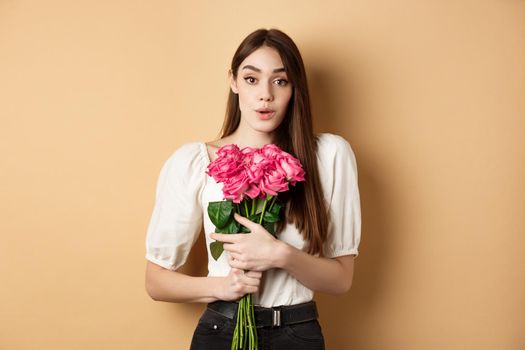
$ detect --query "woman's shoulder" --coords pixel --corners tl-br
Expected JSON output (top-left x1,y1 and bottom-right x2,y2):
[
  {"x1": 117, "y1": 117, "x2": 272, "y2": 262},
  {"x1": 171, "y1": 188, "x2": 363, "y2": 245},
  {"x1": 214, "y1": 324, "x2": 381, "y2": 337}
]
[
  {"x1": 154, "y1": 141, "x2": 209, "y2": 192},
  {"x1": 170, "y1": 140, "x2": 203, "y2": 154},
  {"x1": 165, "y1": 140, "x2": 209, "y2": 169},
  {"x1": 315, "y1": 132, "x2": 355, "y2": 157}
]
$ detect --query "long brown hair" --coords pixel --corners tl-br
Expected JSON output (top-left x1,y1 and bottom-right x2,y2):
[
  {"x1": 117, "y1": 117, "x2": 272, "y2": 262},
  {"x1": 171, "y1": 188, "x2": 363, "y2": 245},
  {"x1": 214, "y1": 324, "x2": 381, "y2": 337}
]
[{"x1": 219, "y1": 28, "x2": 329, "y2": 256}]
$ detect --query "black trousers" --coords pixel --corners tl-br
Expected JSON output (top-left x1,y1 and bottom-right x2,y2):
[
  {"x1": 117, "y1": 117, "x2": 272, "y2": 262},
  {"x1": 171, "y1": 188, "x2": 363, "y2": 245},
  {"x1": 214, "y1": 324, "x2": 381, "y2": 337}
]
[{"x1": 190, "y1": 308, "x2": 325, "y2": 350}]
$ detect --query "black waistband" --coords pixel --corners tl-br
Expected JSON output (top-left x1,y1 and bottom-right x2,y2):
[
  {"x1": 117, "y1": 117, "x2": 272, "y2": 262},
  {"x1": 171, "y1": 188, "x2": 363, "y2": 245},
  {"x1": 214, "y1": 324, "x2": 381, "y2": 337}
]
[{"x1": 207, "y1": 300, "x2": 319, "y2": 328}]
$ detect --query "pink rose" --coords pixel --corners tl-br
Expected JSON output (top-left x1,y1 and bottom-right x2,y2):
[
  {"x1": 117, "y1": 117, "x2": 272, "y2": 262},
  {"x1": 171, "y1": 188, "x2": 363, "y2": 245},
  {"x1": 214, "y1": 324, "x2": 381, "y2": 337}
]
[
  {"x1": 242, "y1": 148, "x2": 270, "y2": 182},
  {"x1": 240, "y1": 146, "x2": 258, "y2": 158},
  {"x1": 259, "y1": 168, "x2": 289, "y2": 196},
  {"x1": 260, "y1": 144, "x2": 282, "y2": 159},
  {"x1": 245, "y1": 183, "x2": 261, "y2": 199},
  {"x1": 222, "y1": 171, "x2": 250, "y2": 203},
  {"x1": 206, "y1": 144, "x2": 244, "y2": 183},
  {"x1": 217, "y1": 144, "x2": 241, "y2": 157},
  {"x1": 276, "y1": 153, "x2": 306, "y2": 185}
]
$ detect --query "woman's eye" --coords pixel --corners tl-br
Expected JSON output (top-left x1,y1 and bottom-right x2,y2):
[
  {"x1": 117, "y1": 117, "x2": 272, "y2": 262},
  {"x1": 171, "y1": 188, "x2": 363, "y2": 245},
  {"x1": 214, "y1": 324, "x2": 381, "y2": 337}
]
[
  {"x1": 244, "y1": 77, "x2": 257, "y2": 84},
  {"x1": 275, "y1": 79, "x2": 289, "y2": 86}
]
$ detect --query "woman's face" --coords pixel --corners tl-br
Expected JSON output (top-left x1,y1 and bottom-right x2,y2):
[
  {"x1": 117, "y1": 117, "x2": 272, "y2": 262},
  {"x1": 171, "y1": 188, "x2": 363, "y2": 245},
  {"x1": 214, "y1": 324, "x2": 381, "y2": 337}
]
[{"x1": 230, "y1": 45, "x2": 293, "y2": 135}]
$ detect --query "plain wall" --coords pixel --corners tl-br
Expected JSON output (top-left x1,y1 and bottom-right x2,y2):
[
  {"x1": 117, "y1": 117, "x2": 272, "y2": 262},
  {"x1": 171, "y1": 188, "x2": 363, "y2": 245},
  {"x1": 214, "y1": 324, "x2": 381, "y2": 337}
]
[{"x1": 1, "y1": 0, "x2": 524, "y2": 349}]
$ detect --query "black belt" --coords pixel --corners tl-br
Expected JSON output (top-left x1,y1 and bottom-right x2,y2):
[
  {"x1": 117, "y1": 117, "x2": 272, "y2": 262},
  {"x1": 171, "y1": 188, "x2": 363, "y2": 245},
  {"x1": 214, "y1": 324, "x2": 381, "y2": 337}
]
[{"x1": 207, "y1": 300, "x2": 319, "y2": 328}]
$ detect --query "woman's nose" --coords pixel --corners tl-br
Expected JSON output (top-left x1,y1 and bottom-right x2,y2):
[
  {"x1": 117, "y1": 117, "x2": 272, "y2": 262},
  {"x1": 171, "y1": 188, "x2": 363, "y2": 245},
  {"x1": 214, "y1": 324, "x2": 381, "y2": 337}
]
[{"x1": 259, "y1": 83, "x2": 273, "y2": 101}]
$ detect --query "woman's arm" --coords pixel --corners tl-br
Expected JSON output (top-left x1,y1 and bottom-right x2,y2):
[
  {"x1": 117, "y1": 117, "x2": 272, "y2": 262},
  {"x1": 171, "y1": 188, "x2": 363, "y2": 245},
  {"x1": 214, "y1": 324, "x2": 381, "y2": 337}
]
[
  {"x1": 145, "y1": 261, "x2": 262, "y2": 303},
  {"x1": 211, "y1": 213, "x2": 355, "y2": 295},
  {"x1": 273, "y1": 244, "x2": 354, "y2": 294}
]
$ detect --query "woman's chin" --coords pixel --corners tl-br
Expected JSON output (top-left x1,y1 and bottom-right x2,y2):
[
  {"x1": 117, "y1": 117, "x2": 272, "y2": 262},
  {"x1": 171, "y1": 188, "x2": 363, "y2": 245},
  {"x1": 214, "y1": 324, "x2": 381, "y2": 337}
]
[{"x1": 253, "y1": 122, "x2": 282, "y2": 134}]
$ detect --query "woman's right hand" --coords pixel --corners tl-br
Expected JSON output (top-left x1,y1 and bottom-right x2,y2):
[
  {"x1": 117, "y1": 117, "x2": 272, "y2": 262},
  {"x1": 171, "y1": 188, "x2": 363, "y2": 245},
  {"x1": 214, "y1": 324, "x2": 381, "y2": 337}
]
[{"x1": 218, "y1": 267, "x2": 262, "y2": 301}]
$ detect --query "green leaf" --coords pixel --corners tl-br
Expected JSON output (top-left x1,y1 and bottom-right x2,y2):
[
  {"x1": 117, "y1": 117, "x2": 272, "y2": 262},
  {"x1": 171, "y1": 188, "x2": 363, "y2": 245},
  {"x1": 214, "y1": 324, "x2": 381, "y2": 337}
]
[
  {"x1": 263, "y1": 211, "x2": 279, "y2": 223},
  {"x1": 263, "y1": 221, "x2": 276, "y2": 236},
  {"x1": 248, "y1": 214, "x2": 259, "y2": 222},
  {"x1": 214, "y1": 217, "x2": 240, "y2": 233},
  {"x1": 210, "y1": 241, "x2": 224, "y2": 260},
  {"x1": 269, "y1": 202, "x2": 282, "y2": 215},
  {"x1": 207, "y1": 200, "x2": 233, "y2": 228}
]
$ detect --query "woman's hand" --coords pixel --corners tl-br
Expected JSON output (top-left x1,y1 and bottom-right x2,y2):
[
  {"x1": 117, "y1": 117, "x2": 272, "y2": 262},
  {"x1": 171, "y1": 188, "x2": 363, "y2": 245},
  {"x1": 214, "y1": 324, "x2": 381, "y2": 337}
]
[
  {"x1": 218, "y1": 268, "x2": 262, "y2": 301},
  {"x1": 210, "y1": 213, "x2": 282, "y2": 272}
]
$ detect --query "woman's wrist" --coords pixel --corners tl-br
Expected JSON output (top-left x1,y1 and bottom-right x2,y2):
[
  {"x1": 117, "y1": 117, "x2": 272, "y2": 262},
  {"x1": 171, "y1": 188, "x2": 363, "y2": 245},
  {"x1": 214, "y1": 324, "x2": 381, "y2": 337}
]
[
  {"x1": 273, "y1": 240, "x2": 292, "y2": 269},
  {"x1": 209, "y1": 276, "x2": 227, "y2": 301}
]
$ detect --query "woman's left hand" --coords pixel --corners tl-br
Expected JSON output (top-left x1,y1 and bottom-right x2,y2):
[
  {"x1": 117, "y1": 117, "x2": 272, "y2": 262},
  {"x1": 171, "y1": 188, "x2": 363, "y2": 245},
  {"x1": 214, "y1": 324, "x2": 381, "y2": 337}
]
[{"x1": 210, "y1": 213, "x2": 281, "y2": 272}]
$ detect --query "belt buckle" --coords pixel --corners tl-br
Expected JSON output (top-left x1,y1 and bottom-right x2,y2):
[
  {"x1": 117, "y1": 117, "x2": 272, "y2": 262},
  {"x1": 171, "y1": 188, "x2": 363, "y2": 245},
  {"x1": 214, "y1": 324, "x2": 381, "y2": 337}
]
[{"x1": 272, "y1": 307, "x2": 282, "y2": 327}]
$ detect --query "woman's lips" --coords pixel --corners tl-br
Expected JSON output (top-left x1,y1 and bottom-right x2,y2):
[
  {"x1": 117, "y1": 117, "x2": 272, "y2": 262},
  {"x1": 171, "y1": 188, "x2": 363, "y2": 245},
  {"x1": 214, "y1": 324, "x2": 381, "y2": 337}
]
[{"x1": 256, "y1": 110, "x2": 275, "y2": 120}]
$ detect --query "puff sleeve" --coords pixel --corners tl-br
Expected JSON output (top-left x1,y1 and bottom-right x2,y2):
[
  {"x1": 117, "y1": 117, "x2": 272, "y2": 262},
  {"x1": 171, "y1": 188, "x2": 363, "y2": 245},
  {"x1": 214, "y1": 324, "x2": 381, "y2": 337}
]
[
  {"x1": 145, "y1": 143, "x2": 206, "y2": 271},
  {"x1": 317, "y1": 133, "x2": 362, "y2": 258}
]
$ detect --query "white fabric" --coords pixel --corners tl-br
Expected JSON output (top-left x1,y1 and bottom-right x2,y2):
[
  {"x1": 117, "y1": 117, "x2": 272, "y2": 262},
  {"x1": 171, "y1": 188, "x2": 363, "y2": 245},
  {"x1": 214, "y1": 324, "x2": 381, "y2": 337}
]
[{"x1": 145, "y1": 132, "x2": 361, "y2": 307}]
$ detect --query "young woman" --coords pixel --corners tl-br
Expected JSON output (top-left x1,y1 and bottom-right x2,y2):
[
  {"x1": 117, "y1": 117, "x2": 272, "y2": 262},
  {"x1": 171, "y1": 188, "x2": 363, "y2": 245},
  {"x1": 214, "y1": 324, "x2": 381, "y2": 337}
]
[{"x1": 145, "y1": 28, "x2": 361, "y2": 350}]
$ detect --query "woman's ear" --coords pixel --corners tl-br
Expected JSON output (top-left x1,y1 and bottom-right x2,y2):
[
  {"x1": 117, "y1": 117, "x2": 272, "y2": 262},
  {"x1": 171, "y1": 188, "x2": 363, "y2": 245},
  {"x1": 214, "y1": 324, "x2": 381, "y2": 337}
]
[{"x1": 229, "y1": 69, "x2": 239, "y2": 94}]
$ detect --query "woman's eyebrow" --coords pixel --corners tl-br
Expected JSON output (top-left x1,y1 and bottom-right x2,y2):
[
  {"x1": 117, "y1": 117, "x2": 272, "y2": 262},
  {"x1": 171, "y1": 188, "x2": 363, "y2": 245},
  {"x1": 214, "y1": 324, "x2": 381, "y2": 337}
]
[{"x1": 241, "y1": 65, "x2": 286, "y2": 73}]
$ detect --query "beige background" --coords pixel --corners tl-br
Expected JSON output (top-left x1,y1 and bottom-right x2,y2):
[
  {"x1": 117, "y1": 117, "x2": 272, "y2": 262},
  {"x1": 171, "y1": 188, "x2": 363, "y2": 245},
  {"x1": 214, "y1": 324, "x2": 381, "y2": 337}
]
[{"x1": 1, "y1": 0, "x2": 524, "y2": 349}]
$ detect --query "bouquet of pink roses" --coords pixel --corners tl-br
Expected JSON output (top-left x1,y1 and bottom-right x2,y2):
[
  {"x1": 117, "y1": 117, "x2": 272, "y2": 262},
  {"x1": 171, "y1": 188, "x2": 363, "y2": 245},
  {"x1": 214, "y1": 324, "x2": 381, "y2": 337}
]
[{"x1": 206, "y1": 143, "x2": 305, "y2": 350}]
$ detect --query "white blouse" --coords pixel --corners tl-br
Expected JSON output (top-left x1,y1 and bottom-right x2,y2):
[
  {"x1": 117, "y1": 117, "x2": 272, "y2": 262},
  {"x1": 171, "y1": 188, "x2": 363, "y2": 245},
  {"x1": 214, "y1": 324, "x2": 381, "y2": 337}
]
[{"x1": 145, "y1": 133, "x2": 361, "y2": 307}]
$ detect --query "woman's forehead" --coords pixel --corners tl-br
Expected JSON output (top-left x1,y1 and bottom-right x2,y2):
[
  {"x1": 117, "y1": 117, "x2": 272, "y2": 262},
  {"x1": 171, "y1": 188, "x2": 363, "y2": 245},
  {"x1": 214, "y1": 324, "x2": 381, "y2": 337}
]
[{"x1": 239, "y1": 46, "x2": 285, "y2": 73}]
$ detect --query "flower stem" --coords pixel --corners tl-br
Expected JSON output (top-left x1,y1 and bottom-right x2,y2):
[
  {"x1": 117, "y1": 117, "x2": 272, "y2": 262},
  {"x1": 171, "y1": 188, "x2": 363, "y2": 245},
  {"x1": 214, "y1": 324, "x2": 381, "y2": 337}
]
[
  {"x1": 268, "y1": 196, "x2": 277, "y2": 212},
  {"x1": 230, "y1": 295, "x2": 258, "y2": 349},
  {"x1": 244, "y1": 201, "x2": 249, "y2": 217},
  {"x1": 240, "y1": 298, "x2": 244, "y2": 346},
  {"x1": 246, "y1": 294, "x2": 256, "y2": 348},
  {"x1": 258, "y1": 196, "x2": 270, "y2": 225}
]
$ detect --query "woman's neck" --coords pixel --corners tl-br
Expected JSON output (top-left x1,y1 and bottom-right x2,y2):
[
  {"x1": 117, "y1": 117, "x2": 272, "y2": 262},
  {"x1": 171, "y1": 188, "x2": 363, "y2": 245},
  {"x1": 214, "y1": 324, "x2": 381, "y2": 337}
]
[{"x1": 224, "y1": 128, "x2": 275, "y2": 149}]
